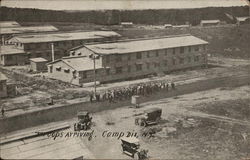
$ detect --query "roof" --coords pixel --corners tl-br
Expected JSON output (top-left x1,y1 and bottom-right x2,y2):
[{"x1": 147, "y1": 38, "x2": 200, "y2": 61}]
[
  {"x1": 0, "y1": 45, "x2": 26, "y2": 55},
  {"x1": 0, "y1": 21, "x2": 20, "y2": 28},
  {"x1": 172, "y1": 25, "x2": 190, "y2": 28},
  {"x1": 145, "y1": 107, "x2": 162, "y2": 113},
  {"x1": 201, "y1": 20, "x2": 220, "y2": 24},
  {"x1": 121, "y1": 22, "x2": 133, "y2": 25},
  {"x1": 0, "y1": 25, "x2": 58, "y2": 35},
  {"x1": 30, "y1": 57, "x2": 48, "y2": 63},
  {"x1": 236, "y1": 16, "x2": 250, "y2": 21},
  {"x1": 77, "y1": 111, "x2": 89, "y2": 116},
  {"x1": 8, "y1": 31, "x2": 121, "y2": 44},
  {"x1": 47, "y1": 56, "x2": 103, "y2": 71},
  {"x1": 84, "y1": 35, "x2": 208, "y2": 55},
  {"x1": 121, "y1": 137, "x2": 139, "y2": 144},
  {"x1": 0, "y1": 72, "x2": 8, "y2": 81}
]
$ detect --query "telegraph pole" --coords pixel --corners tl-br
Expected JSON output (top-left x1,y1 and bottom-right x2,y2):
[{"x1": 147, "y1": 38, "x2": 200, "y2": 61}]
[
  {"x1": 51, "y1": 43, "x2": 55, "y2": 62},
  {"x1": 93, "y1": 54, "x2": 96, "y2": 95}
]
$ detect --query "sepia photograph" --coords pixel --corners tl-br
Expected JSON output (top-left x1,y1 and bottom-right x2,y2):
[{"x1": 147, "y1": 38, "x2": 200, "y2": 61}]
[{"x1": 0, "y1": 0, "x2": 249, "y2": 159}]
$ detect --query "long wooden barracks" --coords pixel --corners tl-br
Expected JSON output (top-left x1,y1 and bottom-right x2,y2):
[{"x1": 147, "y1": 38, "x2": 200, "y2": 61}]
[
  {"x1": 47, "y1": 34, "x2": 208, "y2": 85},
  {"x1": 0, "y1": 31, "x2": 121, "y2": 66}
]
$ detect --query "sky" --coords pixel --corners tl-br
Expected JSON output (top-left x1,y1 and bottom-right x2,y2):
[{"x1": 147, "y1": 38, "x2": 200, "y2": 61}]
[{"x1": 1, "y1": 0, "x2": 249, "y2": 11}]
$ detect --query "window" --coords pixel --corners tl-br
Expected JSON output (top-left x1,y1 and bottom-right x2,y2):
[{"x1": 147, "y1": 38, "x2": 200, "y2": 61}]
[
  {"x1": 195, "y1": 46, "x2": 199, "y2": 51},
  {"x1": 56, "y1": 66, "x2": 61, "y2": 71},
  {"x1": 164, "y1": 60, "x2": 168, "y2": 66},
  {"x1": 64, "y1": 68, "x2": 70, "y2": 73},
  {"x1": 136, "y1": 52, "x2": 142, "y2": 59},
  {"x1": 106, "y1": 68, "x2": 110, "y2": 75},
  {"x1": 172, "y1": 59, "x2": 176, "y2": 65},
  {"x1": 127, "y1": 65, "x2": 131, "y2": 72},
  {"x1": 0, "y1": 83, "x2": 4, "y2": 91},
  {"x1": 188, "y1": 56, "x2": 191, "y2": 63},
  {"x1": 37, "y1": 53, "x2": 42, "y2": 57},
  {"x1": 0, "y1": 83, "x2": 3, "y2": 91},
  {"x1": 106, "y1": 55, "x2": 110, "y2": 63},
  {"x1": 203, "y1": 45, "x2": 206, "y2": 51},
  {"x1": 147, "y1": 63, "x2": 150, "y2": 69},
  {"x1": 81, "y1": 72, "x2": 87, "y2": 78},
  {"x1": 188, "y1": 46, "x2": 191, "y2": 52},
  {"x1": 116, "y1": 55, "x2": 122, "y2": 62},
  {"x1": 72, "y1": 70, "x2": 77, "y2": 79},
  {"x1": 154, "y1": 62, "x2": 159, "y2": 68},
  {"x1": 179, "y1": 58, "x2": 184, "y2": 64},
  {"x1": 6, "y1": 55, "x2": 12, "y2": 61},
  {"x1": 194, "y1": 56, "x2": 199, "y2": 62},
  {"x1": 136, "y1": 64, "x2": 142, "y2": 71},
  {"x1": 155, "y1": 50, "x2": 159, "y2": 57},
  {"x1": 165, "y1": 49, "x2": 168, "y2": 56},
  {"x1": 147, "y1": 52, "x2": 150, "y2": 58},
  {"x1": 49, "y1": 66, "x2": 53, "y2": 73},
  {"x1": 173, "y1": 48, "x2": 176, "y2": 54},
  {"x1": 127, "y1": 54, "x2": 131, "y2": 61},
  {"x1": 180, "y1": 47, "x2": 184, "y2": 53},
  {"x1": 115, "y1": 67, "x2": 123, "y2": 74}
]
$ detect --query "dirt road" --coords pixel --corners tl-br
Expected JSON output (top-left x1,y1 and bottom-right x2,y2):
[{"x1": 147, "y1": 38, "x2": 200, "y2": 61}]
[{"x1": 76, "y1": 85, "x2": 250, "y2": 159}]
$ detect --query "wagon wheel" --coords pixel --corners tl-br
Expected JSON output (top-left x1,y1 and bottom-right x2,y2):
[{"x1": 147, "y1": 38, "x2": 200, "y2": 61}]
[
  {"x1": 140, "y1": 121, "x2": 147, "y2": 127},
  {"x1": 135, "y1": 118, "x2": 139, "y2": 125},
  {"x1": 74, "y1": 124, "x2": 77, "y2": 131},
  {"x1": 156, "y1": 117, "x2": 161, "y2": 123},
  {"x1": 134, "y1": 152, "x2": 139, "y2": 160}
]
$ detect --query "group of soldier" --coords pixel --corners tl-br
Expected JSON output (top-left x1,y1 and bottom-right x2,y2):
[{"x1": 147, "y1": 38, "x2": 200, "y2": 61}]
[{"x1": 89, "y1": 81, "x2": 176, "y2": 103}]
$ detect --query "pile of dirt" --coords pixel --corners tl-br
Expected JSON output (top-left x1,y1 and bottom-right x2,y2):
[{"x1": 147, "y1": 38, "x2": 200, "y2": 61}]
[{"x1": 140, "y1": 116, "x2": 200, "y2": 140}]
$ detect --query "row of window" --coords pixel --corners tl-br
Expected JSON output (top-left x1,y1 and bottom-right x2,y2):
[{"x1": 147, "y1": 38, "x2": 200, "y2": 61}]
[
  {"x1": 113, "y1": 55, "x2": 203, "y2": 74},
  {"x1": 105, "y1": 45, "x2": 206, "y2": 63}
]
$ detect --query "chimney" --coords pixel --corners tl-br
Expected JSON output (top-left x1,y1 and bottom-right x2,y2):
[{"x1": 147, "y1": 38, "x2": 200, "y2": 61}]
[{"x1": 51, "y1": 43, "x2": 55, "y2": 62}]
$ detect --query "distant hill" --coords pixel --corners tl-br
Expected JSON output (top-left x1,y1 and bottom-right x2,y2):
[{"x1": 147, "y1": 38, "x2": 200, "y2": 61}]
[{"x1": 0, "y1": 6, "x2": 248, "y2": 25}]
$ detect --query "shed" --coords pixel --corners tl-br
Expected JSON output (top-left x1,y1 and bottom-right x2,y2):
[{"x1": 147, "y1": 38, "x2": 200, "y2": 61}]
[
  {"x1": 0, "y1": 72, "x2": 8, "y2": 98},
  {"x1": 200, "y1": 20, "x2": 220, "y2": 26},
  {"x1": 164, "y1": 24, "x2": 173, "y2": 28},
  {"x1": 236, "y1": 17, "x2": 250, "y2": 25},
  {"x1": 30, "y1": 57, "x2": 48, "y2": 72},
  {"x1": 121, "y1": 22, "x2": 133, "y2": 28}
]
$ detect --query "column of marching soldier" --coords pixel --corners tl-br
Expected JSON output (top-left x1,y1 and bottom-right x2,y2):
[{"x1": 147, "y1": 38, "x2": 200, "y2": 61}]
[{"x1": 89, "y1": 81, "x2": 176, "y2": 103}]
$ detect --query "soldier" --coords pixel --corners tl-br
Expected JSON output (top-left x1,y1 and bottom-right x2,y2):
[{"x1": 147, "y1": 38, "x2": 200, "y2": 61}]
[
  {"x1": 171, "y1": 82, "x2": 175, "y2": 90},
  {"x1": 1, "y1": 106, "x2": 5, "y2": 117},
  {"x1": 89, "y1": 91, "x2": 94, "y2": 102},
  {"x1": 95, "y1": 92, "x2": 100, "y2": 102}
]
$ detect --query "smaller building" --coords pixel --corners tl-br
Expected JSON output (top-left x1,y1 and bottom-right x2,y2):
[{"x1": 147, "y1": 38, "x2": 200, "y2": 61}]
[
  {"x1": 0, "y1": 73, "x2": 8, "y2": 98},
  {"x1": 0, "y1": 45, "x2": 27, "y2": 66},
  {"x1": 0, "y1": 21, "x2": 20, "y2": 28},
  {"x1": 236, "y1": 17, "x2": 250, "y2": 25},
  {"x1": 200, "y1": 20, "x2": 221, "y2": 26},
  {"x1": 47, "y1": 56, "x2": 105, "y2": 85},
  {"x1": 172, "y1": 25, "x2": 190, "y2": 28},
  {"x1": 30, "y1": 57, "x2": 48, "y2": 72},
  {"x1": 164, "y1": 24, "x2": 173, "y2": 29},
  {"x1": 121, "y1": 22, "x2": 133, "y2": 28}
]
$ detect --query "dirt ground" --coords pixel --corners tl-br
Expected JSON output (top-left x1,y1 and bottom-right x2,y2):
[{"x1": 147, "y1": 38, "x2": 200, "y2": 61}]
[{"x1": 75, "y1": 85, "x2": 250, "y2": 159}]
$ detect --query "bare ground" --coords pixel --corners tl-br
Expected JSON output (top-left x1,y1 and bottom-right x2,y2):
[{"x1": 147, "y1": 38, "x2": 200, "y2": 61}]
[{"x1": 75, "y1": 85, "x2": 250, "y2": 159}]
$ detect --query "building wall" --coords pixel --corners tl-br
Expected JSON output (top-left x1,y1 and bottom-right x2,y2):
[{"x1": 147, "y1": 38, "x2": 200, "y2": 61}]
[
  {"x1": 0, "y1": 54, "x2": 28, "y2": 66},
  {"x1": 98, "y1": 44, "x2": 207, "y2": 83},
  {"x1": 47, "y1": 61, "x2": 80, "y2": 85},
  {"x1": 30, "y1": 61, "x2": 48, "y2": 72},
  {"x1": 6, "y1": 36, "x2": 120, "y2": 65},
  {"x1": 69, "y1": 47, "x2": 94, "y2": 57},
  {"x1": 0, "y1": 80, "x2": 7, "y2": 98},
  {"x1": 47, "y1": 44, "x2": 208, "y2": 85},
  {"x1": 201, "y1": 22, "x2": 220, "y2": 26}
]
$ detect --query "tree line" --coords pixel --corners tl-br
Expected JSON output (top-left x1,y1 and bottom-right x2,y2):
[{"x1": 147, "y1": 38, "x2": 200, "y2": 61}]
[{"x1": 0, "y1": 6, "x2": 248, "y2": 25}]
